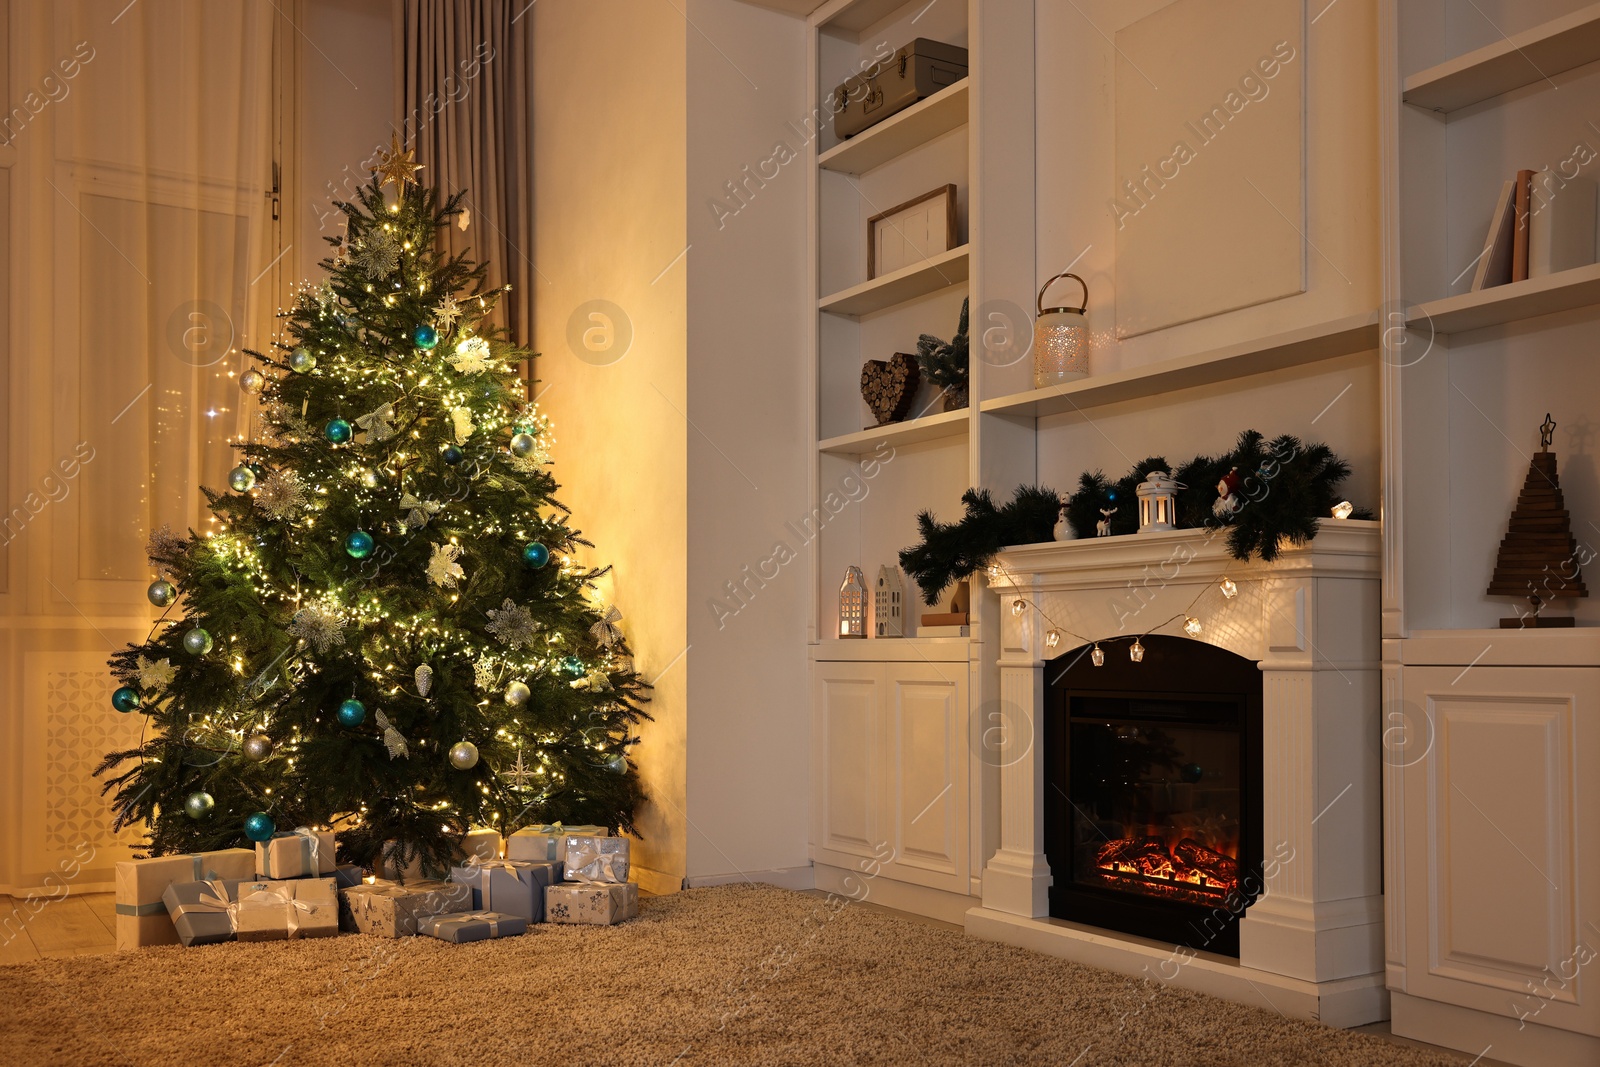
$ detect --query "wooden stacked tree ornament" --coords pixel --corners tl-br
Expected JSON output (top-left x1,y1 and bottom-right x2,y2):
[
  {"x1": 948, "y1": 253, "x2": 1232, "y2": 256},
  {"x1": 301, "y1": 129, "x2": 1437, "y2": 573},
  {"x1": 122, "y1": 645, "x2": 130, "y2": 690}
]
[
  {"x1": 861, "y1": 353, "x2": 920, "y2": 426},
  {"x1": 1488, "y1": 414, "x2": 1588, "y2": 628}
]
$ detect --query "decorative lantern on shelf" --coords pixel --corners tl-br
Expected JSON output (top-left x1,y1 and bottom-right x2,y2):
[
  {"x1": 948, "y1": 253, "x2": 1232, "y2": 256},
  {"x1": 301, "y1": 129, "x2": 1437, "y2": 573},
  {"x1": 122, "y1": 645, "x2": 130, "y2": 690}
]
[
  {"x1": 1033, "y1": 271, "x2": 1089, "y2": 388},
  {"x1": 839, "y1": 566, "x2": 868, "y2": 639},
  {"x1": 874, "y1": 565, "x2": 905, "y2": 638},
  {"x1": 1136, "y1": 471, "x2": 1180, "y2": 533}
]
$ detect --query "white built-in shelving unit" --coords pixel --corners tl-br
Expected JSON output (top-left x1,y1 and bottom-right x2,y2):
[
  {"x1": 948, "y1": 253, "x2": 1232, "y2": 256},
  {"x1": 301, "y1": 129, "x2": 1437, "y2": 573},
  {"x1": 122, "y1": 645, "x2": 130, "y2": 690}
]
[{"x1": 1383, "y1": 2, "x2": 1600, "y2": 1062}]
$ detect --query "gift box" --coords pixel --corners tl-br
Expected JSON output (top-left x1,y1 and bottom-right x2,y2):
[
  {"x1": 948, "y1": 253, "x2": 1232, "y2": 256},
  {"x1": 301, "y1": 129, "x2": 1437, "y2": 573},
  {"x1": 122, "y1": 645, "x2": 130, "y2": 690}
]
[
  {"x1": 449, "y1": 858, "x2": 560, "y2": 922},
  {"x1": 420, "y1": 910, "x2": 529, "y2": 943},
  {"x1": 255, "y1": 828, "x2": 336, "y2": 879},
  {"x1": 114, "y1": 848, "x2": 256, "y2": 950},
  {"x1": 563, "y1": 836, "x2": 630, "y2": 884},
  {"x1": 233, "y1": 877, "x2": 340, "y2": 942},
  {"x1": 462, "y1": 826, "x2": 501, "y2": 861},
  {"x1": 339, "y1": 878, "x2": 472, "y2": 937},
  {"x1": 333, "y1": 864, "x2": 366, "y2": 889},
  {"x1": 162, "y1": 879, "x2": 241, "y2": 947},
  {"x1": 544, "y1": 882, "x2": 638, "y2": 926},
  {"x1": 505, "y1": 824, "x2": 608, "y2": 864}
]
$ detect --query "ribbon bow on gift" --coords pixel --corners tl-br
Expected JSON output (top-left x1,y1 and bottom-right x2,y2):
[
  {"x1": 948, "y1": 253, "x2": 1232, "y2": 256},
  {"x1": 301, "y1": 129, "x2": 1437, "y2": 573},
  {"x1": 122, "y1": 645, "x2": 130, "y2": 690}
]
[
  {"x1": 166, "y1": 879, "x2": 233, "y2": 925},
  {"x1": 399, "y1": 493, "x2": 442, "y2": 530},
  {"x1": 589, "y1": 607, "x2": 623, "y2": 649},
  {"x1": 568, "y1": 852, "x2": 626, "y2": 885},
  {"x1": 227, "y1": 885, "x2": 291, "y2": 933},
  {"x1": 356, "y1": 402, "x2": 396, "y2": 442}
]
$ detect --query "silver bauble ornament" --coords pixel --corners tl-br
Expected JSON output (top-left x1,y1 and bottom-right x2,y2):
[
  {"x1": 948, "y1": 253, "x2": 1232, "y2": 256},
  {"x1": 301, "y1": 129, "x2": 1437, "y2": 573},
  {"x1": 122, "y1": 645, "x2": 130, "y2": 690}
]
[
  {"x1": 289, "y1": 347, "x2": 316, "y2": 373},
  {"x1": 228, "y1": 464, "x2": 256, "y2": 492},
  {"x1": 184, "y1": 791, "x2": 216, "y2": 819},
  {"x1": 606, "y1": 754, "x2": 628, "y2": 775},
  {"x1": 448, "y1": 740, "x2": 480, "y2": 770},
  {"x1": 504, "y1": 680, "x2": 531, "y2": 706},
  {"x1": 147, "y1": 580, "x2": 177, "y2": 608},
  {"x1": 182, "y1": 627, "x2": 213, "y2": 656},
  {"x1": 239, "y1": 369, "x2": 265, "y2": 394},
  {"x1": 358, "y1": 467, "x2": 381, "y2": 489},
  {"x1": 242, "y1": 733, "x2": 273, "y2": 761},
  {"x1": 509, "y1": 432, "x2": 536, "y2": 458}
]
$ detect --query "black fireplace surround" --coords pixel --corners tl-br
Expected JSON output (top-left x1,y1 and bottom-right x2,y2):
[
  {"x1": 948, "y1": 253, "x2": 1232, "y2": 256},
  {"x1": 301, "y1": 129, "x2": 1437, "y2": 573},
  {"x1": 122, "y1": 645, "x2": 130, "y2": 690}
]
[{"x1": 1044, "y1": 635, "x2": 1264, "y2": 957}]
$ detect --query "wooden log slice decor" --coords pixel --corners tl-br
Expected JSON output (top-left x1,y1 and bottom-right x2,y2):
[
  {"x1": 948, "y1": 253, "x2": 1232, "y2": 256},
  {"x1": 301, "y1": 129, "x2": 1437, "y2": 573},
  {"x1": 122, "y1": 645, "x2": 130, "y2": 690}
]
[{"x1": 861, "y1": 352, "x2": 921, "y2": 426}]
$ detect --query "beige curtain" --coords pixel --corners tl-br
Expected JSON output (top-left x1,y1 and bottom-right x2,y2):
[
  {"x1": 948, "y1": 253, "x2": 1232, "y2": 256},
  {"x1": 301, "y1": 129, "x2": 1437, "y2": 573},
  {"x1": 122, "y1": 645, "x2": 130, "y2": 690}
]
[{"x1": 394, "y1": 1, "x2": 535, "y2": 353}]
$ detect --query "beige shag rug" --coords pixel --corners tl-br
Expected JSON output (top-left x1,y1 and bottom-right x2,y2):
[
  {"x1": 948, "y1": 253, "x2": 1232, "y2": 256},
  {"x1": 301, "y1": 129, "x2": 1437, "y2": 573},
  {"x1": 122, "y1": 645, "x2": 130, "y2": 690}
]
[{"x1": 1, "y1": 884, "x2": 1460, "y2": 1066}]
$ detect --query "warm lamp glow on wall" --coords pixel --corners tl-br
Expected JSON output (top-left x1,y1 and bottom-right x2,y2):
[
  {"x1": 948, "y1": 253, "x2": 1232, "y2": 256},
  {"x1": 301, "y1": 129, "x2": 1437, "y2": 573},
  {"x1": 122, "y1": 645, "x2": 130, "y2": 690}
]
[
  {"x1": 1033, "y1": 271, "x2": 1089, "y2": 387},
  {"x1": 1136, "y1": 471, "x2": 1180, "y2": 533},
  {"x1": 839, "y1": 566, "x2": 868, "y2": 639},
  {"x1": 1331, "y1": 500, "x2": 1354, "y2": 520}
]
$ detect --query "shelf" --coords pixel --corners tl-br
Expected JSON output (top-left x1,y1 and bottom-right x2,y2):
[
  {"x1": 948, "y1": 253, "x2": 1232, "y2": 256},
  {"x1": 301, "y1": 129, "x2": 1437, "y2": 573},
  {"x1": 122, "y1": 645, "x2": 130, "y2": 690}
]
[
  {"x1": 1403, "y1": 2, "x2": 1600, "y2": 113},
  {"x1": 1407, "y1": 261, "x2": 1600, "y2": 334},
  {"x1": 811, "y1": 637, "x2": 972, "y2": 663},
  {"x1": 818, "y1": 81, "x2": 969, "y2": 175},
  {"x1": 817, "y1": 0, "x2": 915, "y2": 33},
  {"x1": 1400, "y1": 627, "x2": 1600, "y2": 668},
  {"x1": 818, "y1": 246, "x2": 969, "y2": 318},
  {"x1": 819, "y1": 407, "x2": 967, "y2": 455},
  {"x1": 979, "y1": 313, "x2": 1378, "y2": 419}
]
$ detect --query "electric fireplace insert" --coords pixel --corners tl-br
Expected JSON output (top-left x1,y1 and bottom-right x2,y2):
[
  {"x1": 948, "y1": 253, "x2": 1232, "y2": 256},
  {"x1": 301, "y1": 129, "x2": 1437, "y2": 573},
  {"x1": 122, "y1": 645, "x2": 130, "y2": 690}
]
[{"x1": 1044, "y1": 634, "x2": 1264, "y2": 957}]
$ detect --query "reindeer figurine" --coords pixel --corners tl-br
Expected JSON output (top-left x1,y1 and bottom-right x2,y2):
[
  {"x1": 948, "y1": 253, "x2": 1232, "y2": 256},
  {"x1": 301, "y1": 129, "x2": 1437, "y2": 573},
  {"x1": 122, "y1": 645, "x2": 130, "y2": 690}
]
[{"x1": 1096, "y1": 506, "x2": 1117, "y2": 537}]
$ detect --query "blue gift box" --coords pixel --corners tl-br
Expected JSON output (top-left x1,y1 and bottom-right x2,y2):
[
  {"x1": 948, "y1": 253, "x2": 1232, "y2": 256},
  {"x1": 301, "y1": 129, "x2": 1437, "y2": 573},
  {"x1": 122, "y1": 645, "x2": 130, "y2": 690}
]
[
  {"x1": 448, "y1": 858, "x2": 560, "y2": 922},
  {"x1": 420, "y1": 910, "x2": 528, "y2": 943}
]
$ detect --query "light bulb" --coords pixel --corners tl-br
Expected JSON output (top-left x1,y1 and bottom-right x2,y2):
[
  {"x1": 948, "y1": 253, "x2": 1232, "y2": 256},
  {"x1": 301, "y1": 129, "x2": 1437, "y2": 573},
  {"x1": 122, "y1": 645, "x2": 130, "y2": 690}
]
[
  {"x1": 1332, "y1": 500, "x2": 1354, "y2": 520},
  {"x1": 1184, "y1": 616, "x2": 1203, "y2": 637},
  {"x1": 1012, "y1": 599, "x2": 1026, "y2": 617},
  {"x1": 1045, "y1": 630, "x2": 1061, "y2": 650},
  {"x1": 1219, "y1": 577, "x2": 1238, "y2": 599},
  {"x1": 1091, "y1": 644, "x2": 1105, "y2": 667},
  {"x1": 1130, "y1": 639, "x2": 1146, "y2": 663}
]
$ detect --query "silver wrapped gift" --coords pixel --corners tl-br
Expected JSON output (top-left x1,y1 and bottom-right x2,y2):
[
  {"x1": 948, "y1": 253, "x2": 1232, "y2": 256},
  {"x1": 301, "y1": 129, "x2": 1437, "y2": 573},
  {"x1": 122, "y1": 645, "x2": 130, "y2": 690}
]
[{"x1": 562, "y1": 835, "x2": 630, "y2": 884}]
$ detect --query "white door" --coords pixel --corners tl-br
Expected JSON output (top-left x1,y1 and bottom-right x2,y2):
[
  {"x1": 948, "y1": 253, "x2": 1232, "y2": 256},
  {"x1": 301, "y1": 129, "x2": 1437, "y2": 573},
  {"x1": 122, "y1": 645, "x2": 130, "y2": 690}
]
[{"x1": 813, "y1": 661, "x2": 884, "y2": 864}]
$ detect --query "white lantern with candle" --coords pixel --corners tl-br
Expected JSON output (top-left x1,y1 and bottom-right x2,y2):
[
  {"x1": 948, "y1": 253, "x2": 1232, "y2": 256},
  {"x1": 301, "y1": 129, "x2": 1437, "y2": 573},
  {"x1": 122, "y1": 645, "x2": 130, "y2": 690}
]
[{"x1": 1136, "y1": 471, "x2": 1180, "y2": 533}]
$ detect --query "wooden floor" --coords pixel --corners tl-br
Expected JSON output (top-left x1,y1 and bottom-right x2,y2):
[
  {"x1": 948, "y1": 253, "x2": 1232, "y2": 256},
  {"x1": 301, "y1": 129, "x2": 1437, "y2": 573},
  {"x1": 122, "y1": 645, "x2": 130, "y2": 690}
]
[{"x1": 0, "y1": 892, "x2": 117, "y2": 962}]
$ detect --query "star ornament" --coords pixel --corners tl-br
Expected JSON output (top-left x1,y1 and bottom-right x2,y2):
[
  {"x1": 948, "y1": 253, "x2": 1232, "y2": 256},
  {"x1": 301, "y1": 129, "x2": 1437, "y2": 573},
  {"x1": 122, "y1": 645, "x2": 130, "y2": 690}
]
[{"x1": 373, "y1": 133, "x2": 424, "y2": 191}]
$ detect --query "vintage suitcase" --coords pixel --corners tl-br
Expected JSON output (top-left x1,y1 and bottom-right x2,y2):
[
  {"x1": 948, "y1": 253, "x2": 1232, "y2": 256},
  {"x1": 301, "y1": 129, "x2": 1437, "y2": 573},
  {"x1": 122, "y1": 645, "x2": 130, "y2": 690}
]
[{"x1": 834, "y1": 38, "x2": 968, "y2": 140}]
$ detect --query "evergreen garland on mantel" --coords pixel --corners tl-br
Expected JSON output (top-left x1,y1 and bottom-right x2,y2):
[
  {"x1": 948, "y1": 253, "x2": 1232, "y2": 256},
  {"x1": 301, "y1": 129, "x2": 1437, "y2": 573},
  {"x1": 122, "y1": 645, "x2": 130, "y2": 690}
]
[{"x1": 898, "y1": 431, "x2": 1369, "y2": 607}]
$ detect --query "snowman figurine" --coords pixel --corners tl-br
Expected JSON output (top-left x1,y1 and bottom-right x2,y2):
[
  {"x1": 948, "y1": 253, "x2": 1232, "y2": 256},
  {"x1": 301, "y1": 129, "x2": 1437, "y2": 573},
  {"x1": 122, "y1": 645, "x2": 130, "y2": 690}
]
[{"x1": 1053, "y1": 495, "x2": 1074, "y2": 541}]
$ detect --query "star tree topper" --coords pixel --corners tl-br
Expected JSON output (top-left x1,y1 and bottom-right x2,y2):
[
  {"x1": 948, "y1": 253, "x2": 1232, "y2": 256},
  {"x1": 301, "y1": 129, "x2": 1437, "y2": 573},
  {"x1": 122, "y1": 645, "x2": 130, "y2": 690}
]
[{"x1": 373, "y1": 133, "x2": 424, "y2": 191}]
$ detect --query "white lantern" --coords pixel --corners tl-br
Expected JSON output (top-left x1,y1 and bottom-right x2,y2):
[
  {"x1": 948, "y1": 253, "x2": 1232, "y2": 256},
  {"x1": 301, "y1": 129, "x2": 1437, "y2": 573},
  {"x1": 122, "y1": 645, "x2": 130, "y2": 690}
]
[
  {"x1": 839, "y1": 566, "x2": 868, "y2": 639},
  {"x1": 1033, "y1": 272, "x2": 1089, "y2": 387},
  {"x1": 874, "y1": 565, "x2": 905, "y2": 638},
  {"x1": 1136, "y1": 471, "x2": 1180, "y2": 533}
]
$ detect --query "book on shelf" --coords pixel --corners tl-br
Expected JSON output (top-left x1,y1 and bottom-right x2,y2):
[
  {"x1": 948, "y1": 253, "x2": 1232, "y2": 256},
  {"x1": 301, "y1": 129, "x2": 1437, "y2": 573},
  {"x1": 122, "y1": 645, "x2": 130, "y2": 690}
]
[
  {"x1": 1512, "y1": 168, "x2": 1534, "y2": 283},
  {"x1": 1471, "y1": 179, "x2": 1516, "y2": 292},
  {"x1": 1530, "y1": 170, "x2": 1597, "y2": 278},
  {"x1": 916, "y1": 624, "x2": 970, "y2": 638},
  {"x1": 919, "y1": 611, "x2": 970, "y2": 626}
]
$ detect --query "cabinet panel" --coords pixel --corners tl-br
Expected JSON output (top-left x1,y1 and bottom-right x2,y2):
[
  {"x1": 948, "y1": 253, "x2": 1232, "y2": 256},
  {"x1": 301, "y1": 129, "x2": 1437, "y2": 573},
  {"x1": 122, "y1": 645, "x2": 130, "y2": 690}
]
[
  {"x1": 814, "y1": 663, "x2": 882, "y2": 859},
  {"x1": 885, "y1": 663, "x2": 969, "y2": 892},
  {"x1": 1400, "y1": 666, "x2": 1599, "y2": 1038}
]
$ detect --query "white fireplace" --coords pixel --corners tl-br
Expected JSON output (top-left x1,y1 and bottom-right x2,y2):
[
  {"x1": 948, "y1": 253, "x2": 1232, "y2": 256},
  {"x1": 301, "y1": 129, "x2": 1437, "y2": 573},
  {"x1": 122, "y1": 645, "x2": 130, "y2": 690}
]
[{"x1": 966, "y1": 520, "x2": 1387, "y2": 1027}]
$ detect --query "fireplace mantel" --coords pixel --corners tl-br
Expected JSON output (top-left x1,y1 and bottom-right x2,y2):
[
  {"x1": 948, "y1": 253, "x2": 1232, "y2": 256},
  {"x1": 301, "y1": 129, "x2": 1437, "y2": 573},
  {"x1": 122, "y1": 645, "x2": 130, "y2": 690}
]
[{"x1": 967, "y1": 520, "x2": 1387, "y2": 1026}]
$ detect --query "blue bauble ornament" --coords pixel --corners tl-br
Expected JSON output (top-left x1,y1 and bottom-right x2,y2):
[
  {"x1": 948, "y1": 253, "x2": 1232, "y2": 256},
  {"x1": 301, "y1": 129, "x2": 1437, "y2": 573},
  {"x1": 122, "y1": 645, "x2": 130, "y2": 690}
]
[
  {"x1": 337, "y1": 698, "x2": 366, "y2": 727},
  {"x1": 1180, "y1": 762, "x2": 1204, "y2": 784},
  {"x1": 112, "y1": 686, "x2": 141, "y2": 713},
  {"x1": 521, "y1": 542, "x2": 550, "y2": 569},
  {"x1": 324, "y1": 418, "x2": 353, "y2": 444},
  {"x1": 345, "y1": 530, "x2": 375, "y2": 559},
  {"x1": 244, "y1": 811, "x2": 276, "y2": 842},
  {"x1": 562, "y1": 656, "x2": 585, "y2": 677},
  {"x1": 182, "y1": 627, "x2": 213, "y2": 656},
  {"x1": 441, "y1": 444, "x2": 464, "y2": 465},
  {"x1": 413, "y1": 324, "x2": 439, "y2": 350},
  {"x1": 228, "y1": 464, "x2": 256, "y2": 492},
  {"x1": 184, "y1": 791, "x2": 215, "y2": 819}
]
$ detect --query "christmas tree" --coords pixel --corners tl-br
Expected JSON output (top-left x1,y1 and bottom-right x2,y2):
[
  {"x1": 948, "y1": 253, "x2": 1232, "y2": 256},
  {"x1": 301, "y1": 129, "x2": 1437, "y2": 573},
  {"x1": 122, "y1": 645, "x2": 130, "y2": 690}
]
[{"x1": 98, "y1": 141, "x2": 648, "y2": 876}]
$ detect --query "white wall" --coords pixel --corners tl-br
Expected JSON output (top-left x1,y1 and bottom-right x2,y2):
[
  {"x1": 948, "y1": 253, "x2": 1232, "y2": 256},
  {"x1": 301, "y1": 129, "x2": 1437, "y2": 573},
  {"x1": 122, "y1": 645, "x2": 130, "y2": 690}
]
[
  {"x1": 684, "y1": 0, "x2": 810, "y2": 885},
  {"x1": 531, "y1": 0, "x2": 691, "y2": 894}
]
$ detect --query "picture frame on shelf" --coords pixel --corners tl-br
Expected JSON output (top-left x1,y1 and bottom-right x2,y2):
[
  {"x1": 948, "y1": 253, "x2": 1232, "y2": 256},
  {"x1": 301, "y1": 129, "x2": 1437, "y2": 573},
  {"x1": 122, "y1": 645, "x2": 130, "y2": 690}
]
[{"x1": 868, "y1": 183, "x2": 957, "y2": 280}]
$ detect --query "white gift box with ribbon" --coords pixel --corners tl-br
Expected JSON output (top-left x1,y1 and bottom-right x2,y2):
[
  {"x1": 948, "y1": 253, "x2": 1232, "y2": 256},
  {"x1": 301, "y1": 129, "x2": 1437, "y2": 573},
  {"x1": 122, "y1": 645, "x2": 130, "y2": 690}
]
[
  {"x1": 562, "y1": 835, "x2": 630, "y2": 884},
  {"x1": 504, "y1": 824, "x2": 608, "y2": 864},
  {"x1": 255, "y1": 827, "x2": 336, "y2": 879}
]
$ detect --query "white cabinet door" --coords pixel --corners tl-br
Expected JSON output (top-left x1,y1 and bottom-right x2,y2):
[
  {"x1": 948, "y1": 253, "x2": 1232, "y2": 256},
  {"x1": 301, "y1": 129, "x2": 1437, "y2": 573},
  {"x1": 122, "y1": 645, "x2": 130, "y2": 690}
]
[
  {"x1": 883, "y1": 662, "x2": 970, "y2": 894},
  {"x1": 1400, "y1": 666, "x2": 1600, "y2": 1039},
  {"x1": 813, "y1": 662, "x2": 884, "y2": 862}
]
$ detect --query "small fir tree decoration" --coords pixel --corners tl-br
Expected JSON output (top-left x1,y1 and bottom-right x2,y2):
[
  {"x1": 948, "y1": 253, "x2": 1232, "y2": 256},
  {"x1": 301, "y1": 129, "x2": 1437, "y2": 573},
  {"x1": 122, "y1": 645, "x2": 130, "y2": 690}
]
[
  {"x1": 1488, "y1": 414, "x2": 1588, "y2": 628},
  {"x1": 98, "y1": 160, "x2": 649, "y2": 876},
  {"x1": 916, "y1": 298, "x2": 970, "y2": 410}
]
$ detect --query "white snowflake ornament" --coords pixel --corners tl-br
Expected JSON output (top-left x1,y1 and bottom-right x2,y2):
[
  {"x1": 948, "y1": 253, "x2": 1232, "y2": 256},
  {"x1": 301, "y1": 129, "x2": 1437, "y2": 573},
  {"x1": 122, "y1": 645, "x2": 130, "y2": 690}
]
[{"x1": 427, "y1": 542, "x2": 465, "y2": 588}]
